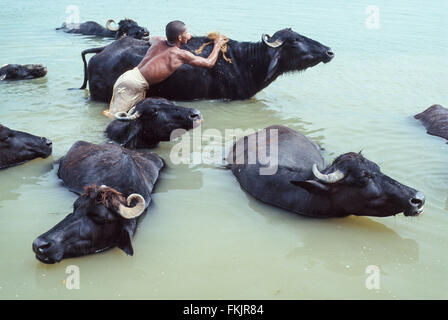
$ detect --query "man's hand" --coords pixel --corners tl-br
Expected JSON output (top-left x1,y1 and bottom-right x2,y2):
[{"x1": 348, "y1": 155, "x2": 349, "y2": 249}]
[
  {"x1": 182, "y1": 33, "x2": 230, "y2": 68},
  {"x1": 219, "y1": 37, "x2": 229, "y2": 47},
  {"x1": 214, "y1": 35, "x2": 228, "y2": 46}
]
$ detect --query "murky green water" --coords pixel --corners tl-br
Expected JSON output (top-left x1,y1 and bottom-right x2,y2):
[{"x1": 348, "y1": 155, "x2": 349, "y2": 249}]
[{"x1": 0, "y1": 0, "x2": 447, "y2": 299}]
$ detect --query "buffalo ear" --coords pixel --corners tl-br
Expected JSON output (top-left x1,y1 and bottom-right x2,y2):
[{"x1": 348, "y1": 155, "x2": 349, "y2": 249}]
[
  {"x1": 263, "y1": 50, "x2": 281, "y2": 85},
  {"x1": 73, "y1": 197, "x2": 82, "y2": 210},
  {"x1": 122, "y1": 120, "x2": 142, "y2": 148},
  {"x1": 118, "y1": 233, "x2": 133, "y2": 256},
  {"x1": 118, "y1": 220, "x2": 136, "y2": 256},
  {"x1": 290, "y1": 180, "x2": 329, "y2": 194}
]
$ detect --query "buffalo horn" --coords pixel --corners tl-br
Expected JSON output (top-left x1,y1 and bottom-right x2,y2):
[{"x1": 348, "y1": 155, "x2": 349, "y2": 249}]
[
  {"x1": 262, "y1": 34, "x2": 283, "y2": 48},
  {"x1": 312, "y1": 164, "x2": 345, "y2": 183},
  {"x1": 118, "y1": 194, "x2": 146, "y2": 219},
  {"x1": 114, "y1": 107, "x2": 141, "y2": 121},
  {"x1": 106, "y1": 19, "x2": 119, "y2": 31}
]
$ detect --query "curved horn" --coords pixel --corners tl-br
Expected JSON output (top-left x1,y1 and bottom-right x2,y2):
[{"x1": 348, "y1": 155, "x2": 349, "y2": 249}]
[
  {"x1": 118, "y1": 194, "x2": 146, "y2": 219},
  {"x1": 114, "y1": 108, "x2": 141, "y2": 121},
  {"x1": 312, "y1": 164, "x2": 345, "y2": 183},
  {"x1": 106, "y1": 19, "x2": 119, "y2": 31},
  {"x1": 262, "y1": 33, "x2": 283, "y2": 48}
]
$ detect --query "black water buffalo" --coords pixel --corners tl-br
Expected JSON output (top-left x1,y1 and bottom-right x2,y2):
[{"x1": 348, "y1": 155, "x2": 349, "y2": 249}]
[
  {"x1": 0, "y1": 64, "x2": 47, "y2": 80},
  {"x1": 414, "y1": 104, "x2": 448, "y2": 141},
  {"x1": 32, "y1": 141, "x2": 164, "y2": 264},
  {"x1": 227, "y1": 125, "x2": 425, "y2": 218},
  {"x1": 56, "y1": 18, "x2": 149, "y2": 40},
  {"x1": 0, "y1": 124, "x2": 52, "y2": 169},
  {"x1": 106, "y1": 98, "x2": 202, "y2": 148},
  {"x1": 80, "y1": 28, "x2": 334, "y2": 102}
]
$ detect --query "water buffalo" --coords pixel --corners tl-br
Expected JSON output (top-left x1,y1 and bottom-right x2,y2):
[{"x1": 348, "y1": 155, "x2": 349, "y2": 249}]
[
  {"x1": 32, "y1": 141, "x2": 164, "y2": 264},
  {"x1": 56, "y1": 18, "x2": 149, "y2": 40},
  {"x1": 414, "y1": 104, "x2": 448, "y2": 141},
  {"x1": 0, "y1": 64, "x2": 47, "y2": 80},
  {"x1": 80, "y1": 28, "x2": 334, "y2": 102},
  {"x1": 106, "y1": 98, "x2": 202, "y2": 148},
  {"x1": 0, "y1": 124, "x2": 52, "y2": 169},
  {"x1": 226, "y1": 125, "x2": 425, "y2": 218}
]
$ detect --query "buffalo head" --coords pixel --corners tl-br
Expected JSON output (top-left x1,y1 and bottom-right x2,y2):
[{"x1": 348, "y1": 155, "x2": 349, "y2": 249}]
[
  {"x1": 106, "y1": 98, "x2": 202, "y2": 148},
  {"x1": 33, "y1": 185, "x2": 146, "y2": 264},
  {"x1": 106, "y1": 18, "x2": 149, "y2": 39},
  {"x1": 0, "y1": 64, "x2": 47, "y2": 80},
  {"x1": 291, "y1": 152, "x2": 425, "y2": 217},
  {"x1": 261, "y1": 28, "x2": 333, "y2": 84},
  {"x1": 0, "y1": 124, "x2": 52, "y2": 169}
]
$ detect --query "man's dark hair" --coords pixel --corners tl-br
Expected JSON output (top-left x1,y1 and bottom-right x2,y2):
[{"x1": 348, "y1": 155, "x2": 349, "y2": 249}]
[{"x1": 166, "y1": 20, "x2": 186, "y2": 43}]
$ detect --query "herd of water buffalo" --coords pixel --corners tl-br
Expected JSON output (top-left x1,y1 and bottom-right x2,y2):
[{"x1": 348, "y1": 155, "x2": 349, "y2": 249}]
[{"x1": 0, "y1": 18, "x2": 445, "y2": 264}]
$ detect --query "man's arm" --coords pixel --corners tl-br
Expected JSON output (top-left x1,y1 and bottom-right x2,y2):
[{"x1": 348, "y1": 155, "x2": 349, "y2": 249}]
[{"x1": 180, "y1": 38, "x2": 227, "y2": 68}]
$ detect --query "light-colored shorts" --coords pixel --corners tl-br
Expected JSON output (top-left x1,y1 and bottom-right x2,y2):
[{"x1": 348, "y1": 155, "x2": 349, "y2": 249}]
[{"x1": 106, "y1": 67, "x2": 149, "y2": 117}]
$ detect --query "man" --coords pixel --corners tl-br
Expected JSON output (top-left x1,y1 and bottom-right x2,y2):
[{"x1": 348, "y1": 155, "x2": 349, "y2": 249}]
[{"x1": 105, "y1": 20, "x2": 228, "y2": 117}]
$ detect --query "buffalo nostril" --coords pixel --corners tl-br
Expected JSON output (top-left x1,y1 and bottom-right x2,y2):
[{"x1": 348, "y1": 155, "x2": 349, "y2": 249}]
[
  {"x1": 39, "y1": 243, "x2": 52, "y2": 252},
  {"x1": 189, "y1": 113, "x2": 201, "y2": 120},
  {"x1": 410, "y1": 192, "x2": 425, "y2": 208},
  {"x1": 45, "y1": 139, "x2": 52, "y2": 147},
  {"x1": 33, "y1": 238, "x2": 53, "y2": 253},
  {"x1": 326, "y1": 50, "x2": 334, "y2": 58}
]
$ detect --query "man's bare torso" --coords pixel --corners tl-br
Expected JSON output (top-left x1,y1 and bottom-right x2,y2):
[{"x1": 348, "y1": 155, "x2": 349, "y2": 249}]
[{"x1": 137, "y1": 38, "x2": 185, "y2": 86}]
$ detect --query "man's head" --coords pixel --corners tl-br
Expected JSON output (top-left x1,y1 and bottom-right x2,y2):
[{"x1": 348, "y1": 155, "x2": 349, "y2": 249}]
[{"x1": 166, "y1": 20, "x2": 191, "y2": 46}]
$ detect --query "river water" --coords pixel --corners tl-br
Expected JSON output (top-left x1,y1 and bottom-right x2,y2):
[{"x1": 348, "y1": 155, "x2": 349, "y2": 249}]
[{"x1": 0, "y1": 0, "x2": 447, "y2": 299}]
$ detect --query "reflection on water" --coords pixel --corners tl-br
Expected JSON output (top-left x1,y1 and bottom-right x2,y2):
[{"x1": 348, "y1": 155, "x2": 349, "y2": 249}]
[
  {"x1": 0, "y1": 159, "x2": 54, "y2": 204},
  {"x1": 245, "y1": 183, "x2": 419, "y2": 275},
  {"x1": 285, "y1": 218, "x2": 418, "y2": 276},
  {"x1": 0, "y1": 0, "x2": 447, "y2": 299},
  {"x1": 156, "y1": 166, "x2": 204, "y2": 193}
]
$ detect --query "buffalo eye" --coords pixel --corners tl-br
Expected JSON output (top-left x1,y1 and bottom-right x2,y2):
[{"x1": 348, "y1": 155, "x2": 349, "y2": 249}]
[
  {"x1": 362, "y1": 171, "x2": 374, "y2": 179},
  {"x1": 89, "y1": 206, "x2": 114, "y2": 225},
  {"x1": 0, "y1": 134, "x2": 11, "y2": 142},
  {"x1": 91, "y1": 215, "x2": 108, "y2": 225}
]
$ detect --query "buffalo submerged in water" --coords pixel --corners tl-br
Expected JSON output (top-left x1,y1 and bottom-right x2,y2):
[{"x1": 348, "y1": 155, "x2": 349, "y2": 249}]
[
  {"x1": 0, "y1": 64, "x2": 47, "y2": 81},
  {"x1": 106, "y1": 98, "x2": 202, "y2": 149},
  {"x1": 414, "y1": 104, "x2": 448, "y2": 141},
  {"x1": 56, "y1": 18, "x2": 149, "y2": 40},
  {"x1": 79, "y1": 28, "x2": 334, "y2": 102},
  {"x1": 32, "y1": 141, "x2": 163, "y2": 264},
  {"x1": 0, "y1": 124, "x2": 52, "y2": 169},
  {"x1": 226, "y1": 125, "x2": 425, "y2": 218}
]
